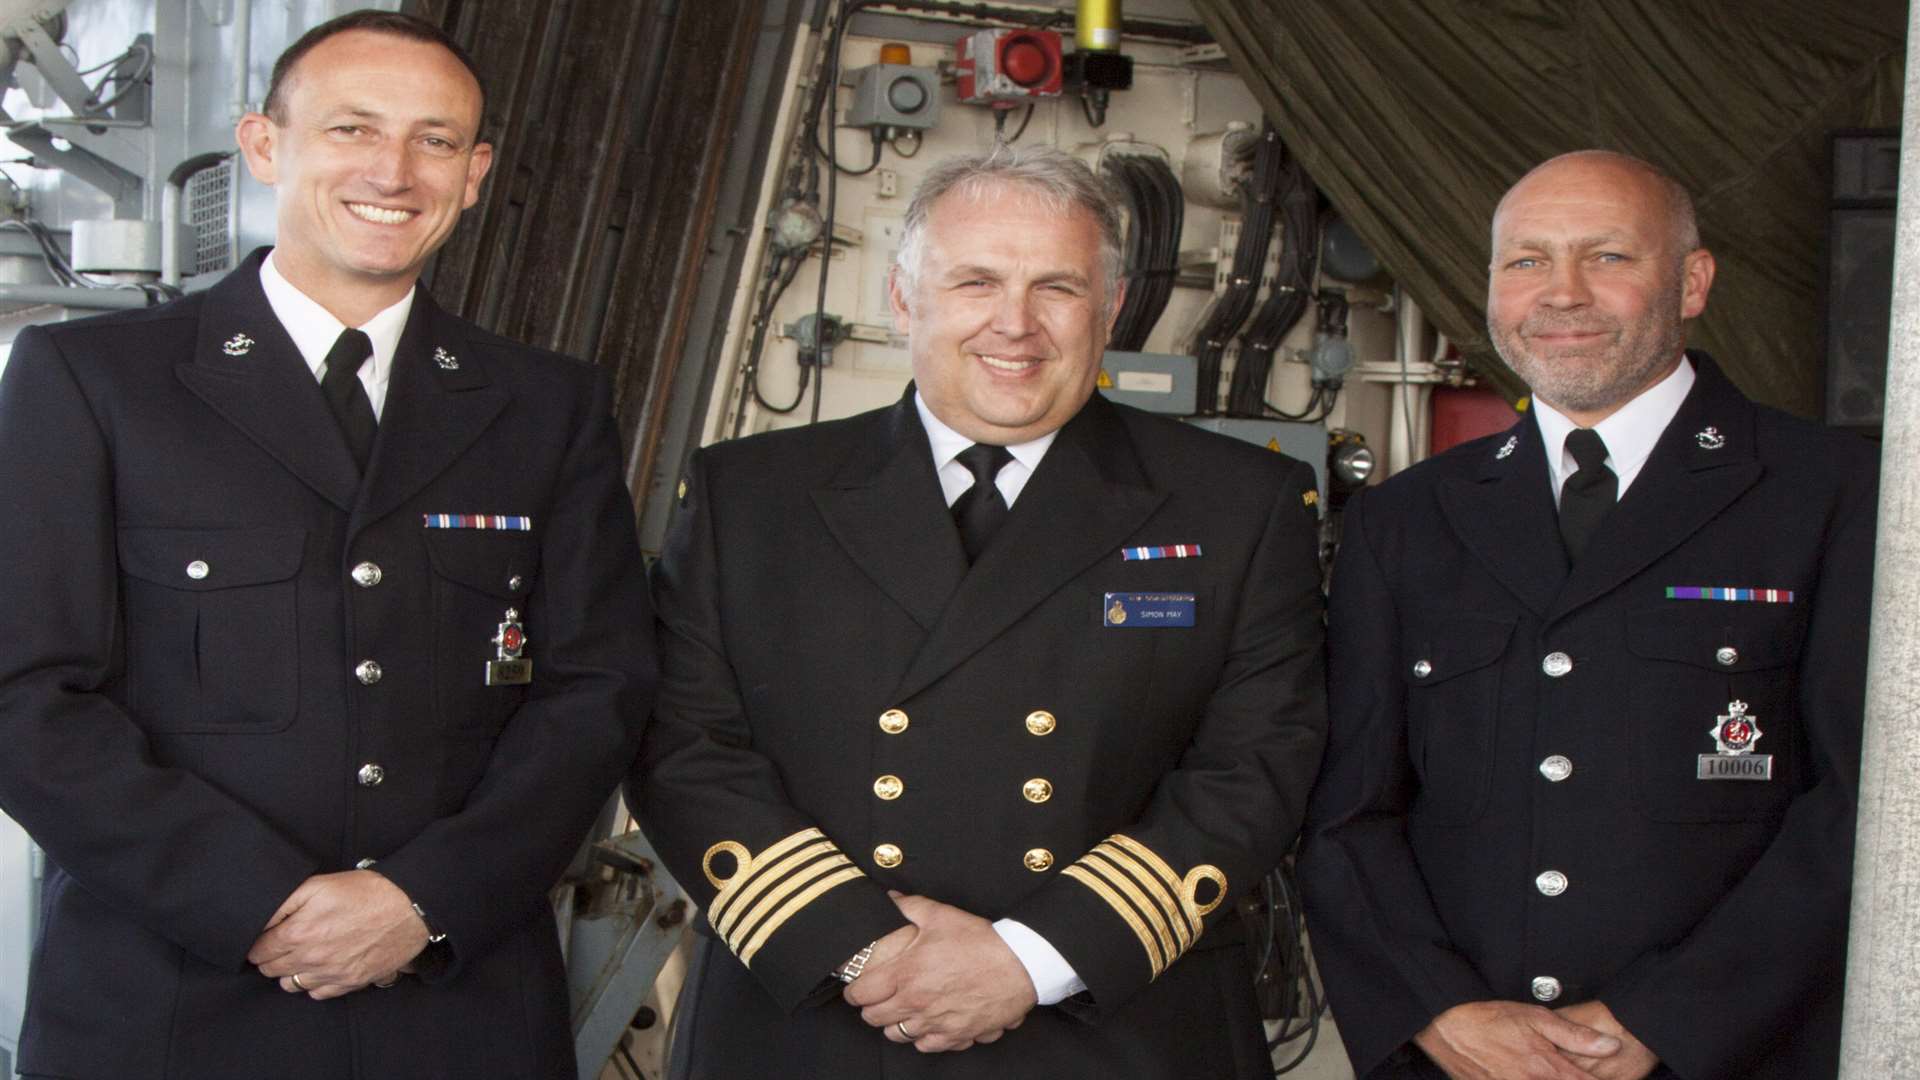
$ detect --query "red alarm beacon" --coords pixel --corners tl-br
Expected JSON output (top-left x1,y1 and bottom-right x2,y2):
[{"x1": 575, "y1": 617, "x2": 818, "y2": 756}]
[{"x1": 955, "y1": 28, "x2": 1063, "y2": 104}]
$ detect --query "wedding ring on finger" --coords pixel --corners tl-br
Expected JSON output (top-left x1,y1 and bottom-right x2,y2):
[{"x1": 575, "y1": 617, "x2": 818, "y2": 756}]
[{"x1": 896, "y1": 1020, "x2": 916, "y2": 1040}]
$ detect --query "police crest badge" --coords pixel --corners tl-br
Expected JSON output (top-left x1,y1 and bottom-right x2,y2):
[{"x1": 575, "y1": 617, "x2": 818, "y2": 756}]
[
  {"x1": 1698, "y1": 699, "x2": 1771, "y2": 780},
  {"x1": 485, "y1": 607, "x2": 533, "y2": 686}
]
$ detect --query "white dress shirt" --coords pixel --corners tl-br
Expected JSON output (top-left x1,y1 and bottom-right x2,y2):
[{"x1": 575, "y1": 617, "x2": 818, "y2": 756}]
[
  {"x1": 1533, "y1": 355, "x2": 1695, "y2": 505},
  {"x1": 259, "y1": 251, "x2": 415, "y2": 419},
  {"x1": 913, "y1": 391, "x2": 1086, "y2": 1006}
]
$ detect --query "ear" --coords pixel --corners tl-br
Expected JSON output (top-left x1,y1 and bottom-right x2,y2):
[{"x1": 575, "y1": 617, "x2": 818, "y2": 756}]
[
  {"x1": 1103, "y1": 277, "x2": 1128, "y2": 335},
  {"x1": 461, "y1": 141, "x2": 495, "y2": 210},
  {"x1": 235, "y1": 112, "x2": 279, "y2": 186},
  {"x1": 887, "y1": 266, "x2": 913, "y2": 336},
  {"x1": 1679, "y1": 247, "x2": 1715, "y2": 320}
]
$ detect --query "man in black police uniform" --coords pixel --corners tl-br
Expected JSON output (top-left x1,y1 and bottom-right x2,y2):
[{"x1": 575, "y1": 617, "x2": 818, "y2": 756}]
[
  {"x1": 0, "y1": 12, "x2": 654, "y2": 1078},
  {"x1": 1299, "y1": 150, "x2": 1877, "y2": 1080},
  {"x1": 632, "y1": 146, "x2": 1326, "y2": 1078}
]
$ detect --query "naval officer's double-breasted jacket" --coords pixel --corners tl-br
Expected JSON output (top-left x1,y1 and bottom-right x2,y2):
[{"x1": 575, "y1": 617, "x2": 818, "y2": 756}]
[
  {"x1": 0, "y1": 249, "x2": 656, "y2": 1079},
  {"x1": 1299, "y1": 354, "x2": 1878, "y2": 1080},
  {"x1": 633, "y1": 389, "x2": 1327, "y2": 1078}
]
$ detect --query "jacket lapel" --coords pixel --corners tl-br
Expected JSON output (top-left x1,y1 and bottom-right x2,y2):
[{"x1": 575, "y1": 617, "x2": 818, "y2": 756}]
[
  {"x1": 810, "y1": 393, "x2": 968, "y2": 632},
  {"x1": 351, "y1": 290, "x2": 508, "y2": 536},
  {"x1": 1436, "y1": 415, "x2": 1566, "y2": 617},
  {"x1": 1546, "y1": 353, "x2": 1762, "y2": 623},
  {"x1": 891, "y1": 395, "x2": 1166, "y2": 703},
  {"x1": 174, "y1": 249, "x2": 362, "y2": 512}
]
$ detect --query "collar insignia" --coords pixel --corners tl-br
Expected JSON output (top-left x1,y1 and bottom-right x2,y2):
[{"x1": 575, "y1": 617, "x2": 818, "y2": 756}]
[
  {"x1": 1696, "y1": 426, "x2": 1726, "y2": 450},
  {"x1": 222, "y1": 333, "x2": 255, "y2": 356},
  {"x1": 434, "y1": 346, "x2": 459, "y2": 371},
  {"x1": 1495, "y1": 435, "x2": 1518, "y2": 460}
]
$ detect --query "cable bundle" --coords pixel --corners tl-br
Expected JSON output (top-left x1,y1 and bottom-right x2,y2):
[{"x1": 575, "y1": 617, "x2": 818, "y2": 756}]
[
  {"x1": 1187, "y1": 123, "x2": 1284, "y2": 414},
  {"x1": 1104, "y1": 154, "x2": 1184, "y2": 353},
  {"x1": 1228, "y1": 149, "x2": 1320, "y2": 417}
]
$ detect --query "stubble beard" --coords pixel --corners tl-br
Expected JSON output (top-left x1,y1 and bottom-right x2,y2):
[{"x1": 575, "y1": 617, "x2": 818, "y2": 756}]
[{"x1": 1491, "y1": 283, "x2": 1687, "y2": 416}]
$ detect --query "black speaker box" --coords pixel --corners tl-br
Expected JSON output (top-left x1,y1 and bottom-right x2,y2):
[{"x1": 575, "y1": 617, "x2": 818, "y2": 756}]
[{"x1": 1825, "y1": 131, "x2": 1899, "y2": 428}]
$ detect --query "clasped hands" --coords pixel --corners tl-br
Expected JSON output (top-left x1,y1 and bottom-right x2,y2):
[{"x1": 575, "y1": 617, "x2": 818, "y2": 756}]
[
  {"x1": 1414, "y1": 999, "x2": 1660, "y2": 1080},
  {"x1": 246, "y1": 869, "x2": 430, "y2": 1000},
  {"x1": 843, "y1": 892, "x2": 1040, "y2": 1053}
]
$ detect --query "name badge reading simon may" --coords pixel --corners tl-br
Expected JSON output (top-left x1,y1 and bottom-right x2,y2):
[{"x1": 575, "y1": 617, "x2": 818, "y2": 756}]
[{"x1": 1104, "y1": 592, "x2": 1196, "y2": 628}]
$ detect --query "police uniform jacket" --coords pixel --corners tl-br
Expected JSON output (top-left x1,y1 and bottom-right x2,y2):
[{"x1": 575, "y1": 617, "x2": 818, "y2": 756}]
[
  {"x1": 1298, "y1": 354, "x2": 1876, "y2": 1080},
  {"x1": 633, "y1": 389, "x2": 1326, "y2": 1079},
  {"x1": 0, "y1": 249, "x2": 656, "y2": 1079}
]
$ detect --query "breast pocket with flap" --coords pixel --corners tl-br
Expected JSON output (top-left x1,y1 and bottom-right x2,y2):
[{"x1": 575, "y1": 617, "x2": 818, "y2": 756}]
[
  {"x1": 1402, "y1": 613, "x2": 1516, "y2": 825},
  {"x1": 118, "y1": 525, "x2": 304, "y2": 732},
  {"x1": 423, "y1": 528, "x2": 539, "y2": 737}
]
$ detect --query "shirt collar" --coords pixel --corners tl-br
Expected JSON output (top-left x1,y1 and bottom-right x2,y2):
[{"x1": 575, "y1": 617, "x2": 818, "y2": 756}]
[
  {"x1": 1533, "y1": 354, "x2": 1695, "y2": 493},
  {"x1": 913, "y1": 391, "x2": 1059, "y2": 474},
  {"x1": 260, "y1": 250, "x2": 413, "y2": 389}
]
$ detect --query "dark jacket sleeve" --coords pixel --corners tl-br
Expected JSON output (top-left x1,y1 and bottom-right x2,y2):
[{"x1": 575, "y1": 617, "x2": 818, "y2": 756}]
[
  {"x1": 1007, "y1": 459, "x2": 1328, "y2": 1016},
  {"x1": 628, "y1": 449, "x2": 909, "y2": 1012},
  {"x1": 376, "y1": 368, "x2": 656, "y2": 978},
  {"x1": 1296, "y1": 491, "x2": 1496, "y2": 1075},
  {"x1": 0, "y1": 324, "x2": 320, "y2": 970}
]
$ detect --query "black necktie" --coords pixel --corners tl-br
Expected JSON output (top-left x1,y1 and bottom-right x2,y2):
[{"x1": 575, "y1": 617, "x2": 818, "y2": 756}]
[
  {"x1": 951, "y1": 443, "x2": 1014, "y2": 562},
  {"x1": 1559, "y1": 427, "x2": 1617, "y2": 563},
  {"x1": 320, "y1": 328, "x2": 377, "y2": 472}
]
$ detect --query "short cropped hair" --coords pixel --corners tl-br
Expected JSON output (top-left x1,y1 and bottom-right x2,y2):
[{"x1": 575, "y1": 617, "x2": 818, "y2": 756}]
[
  {"x1": 895, "y1": 145, "x2": 1126, "y2": 305},
  {"x1": 262, "y1": 9, "x2": 486, "y2": 130}
]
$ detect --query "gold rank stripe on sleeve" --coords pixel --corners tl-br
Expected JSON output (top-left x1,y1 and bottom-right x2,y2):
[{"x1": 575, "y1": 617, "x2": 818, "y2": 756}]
[
  {"x1": 1062, "y1": 835, "x2": 1229, "y2": 979},
  {"x1": 1061, "y1": 866, "x2": 1166, "y2": 978},
  {"x1": 702, "y1": 829, "x2": 870, "y2": 966},
  {"x1": 1102, "y1": 836, "x2": 1203, "y2": 940},
  {"x1": 1085, "y1": 846, "x2": 1189, "y2": 954}
]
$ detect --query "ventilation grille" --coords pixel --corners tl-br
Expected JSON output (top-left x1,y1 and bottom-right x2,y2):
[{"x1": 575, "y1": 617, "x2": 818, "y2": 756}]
[{"x1": 184, "y1": 156, "x2": 236, "y2": 276}]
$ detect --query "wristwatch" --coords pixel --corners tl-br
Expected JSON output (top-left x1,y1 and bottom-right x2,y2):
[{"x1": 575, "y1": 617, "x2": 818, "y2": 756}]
[
  {"x1": 411, "y1": 901, "x2": 449, "y2": 945},
  {"x1": 834, "y1": 941, "x2": 877, "y2": 983}
]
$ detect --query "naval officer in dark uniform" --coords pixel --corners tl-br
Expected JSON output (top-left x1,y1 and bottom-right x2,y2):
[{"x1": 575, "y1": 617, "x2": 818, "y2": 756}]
[
  {"x1": 1299, "y1": 150, "x2": 1877, "y2": 1080},
  {"x1": 632, "y1": 146, "x2": 1327, "y2": 1078},
  {"x1": 0, "y1": 11, "x2": 654, "y2": 1078}
]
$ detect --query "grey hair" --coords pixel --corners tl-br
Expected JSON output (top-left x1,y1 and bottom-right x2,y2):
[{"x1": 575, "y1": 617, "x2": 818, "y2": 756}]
[{"x1": 893, "y1": 144, "x2": 1127, "y2": 306}]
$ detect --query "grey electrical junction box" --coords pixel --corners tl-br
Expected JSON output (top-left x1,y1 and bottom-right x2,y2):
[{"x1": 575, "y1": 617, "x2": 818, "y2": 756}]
[
  {"x1": 1098, "y1": 350, "x2": 1197, "y2": 415},
  {"x1": 844, "y1": 65, "x2": 940, "y2": 130}
]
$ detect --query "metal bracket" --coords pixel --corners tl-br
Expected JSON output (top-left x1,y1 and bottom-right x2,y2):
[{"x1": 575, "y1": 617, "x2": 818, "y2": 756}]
[
  {"x1": 8, "y1": 123, "x2": 142, "y2": 217},
  {"x1": 568, "y1": 829, "x2": 689, "y2": 1080}
]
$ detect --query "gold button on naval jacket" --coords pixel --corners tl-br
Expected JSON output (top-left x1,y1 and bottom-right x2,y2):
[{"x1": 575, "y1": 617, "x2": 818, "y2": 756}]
[
  {"x1": 1716, "y1": 645, "x2": 1740, "y2": 666},
  {"x1": 873, "y1": 775, "x2": 904, "y2": 800},
  {"x1": 1531, "y1": 976, "x2": 1563, "y2": 1002},
  {"x1": 356, "y1": 763, "x2": 385, "y2": 788},
  {"x1": 351, "y1": 561, "x2": 382, "y2": 588},
  {"x1": 1022, "y1": 778, "x2": 1053, "y2": 803},
  {"x1": 878, "y1": 709, "x2": 909, "y2": 734},
  {"x1": 1412, "y1": 659, "x2": 1432, "y2": 679},
  {"x1": 1023, "y1": 848, "x2": 1054, "y2": 871},
  {"x1": 1539, "y1": 755, "x2": 1573, "y2": 783},
  {"x1": 1541, "y1": 652, "x2": 1573, "y2": 678},
  {"x1": 1534, "y1": 870, "x2": 1568, "y2": 896},
  {"x1": 873, "y1": 843, "x2": 903, "y2": 868},
  {"x1": 1024, "y1": 710, "x2": 1056, "y2": 736},
  {"x1": 355, "y1": 660, "x2": 383, "y2": 685},
  {"x1": 186, "y1": 560, "x2": 210, "y2": 580}
]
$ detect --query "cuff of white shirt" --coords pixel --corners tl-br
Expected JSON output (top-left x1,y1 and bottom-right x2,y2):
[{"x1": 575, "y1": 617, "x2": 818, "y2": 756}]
[{"x1": 992, "y1": 917, "x2": 1086, "y2": 1006}]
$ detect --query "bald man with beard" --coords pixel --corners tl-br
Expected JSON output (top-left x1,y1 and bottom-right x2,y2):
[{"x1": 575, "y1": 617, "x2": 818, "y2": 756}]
[{"x1": 1299, "y1": 151, "x2": 1877, "y2": 1080}]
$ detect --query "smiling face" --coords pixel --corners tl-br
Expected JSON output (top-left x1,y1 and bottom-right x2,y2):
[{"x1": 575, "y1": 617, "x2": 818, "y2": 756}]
[
  {"x1": 236, "y1": 29, "x2": 492, "y2": 323},
  {"x1": 890, "y1": 183, "x2": 1123, "y2": 445},
  {"x1": 1486, "y1": 153, "x2": 1715, "y2": 425}
]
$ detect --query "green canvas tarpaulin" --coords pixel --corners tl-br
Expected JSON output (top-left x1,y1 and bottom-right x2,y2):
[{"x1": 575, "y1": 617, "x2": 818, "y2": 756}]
[{"x1": 1193, "y1": 0, "x2": 1907, "y2": 415}]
